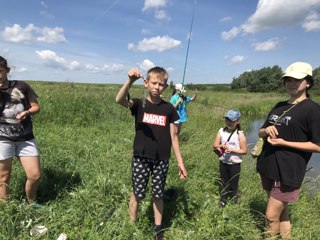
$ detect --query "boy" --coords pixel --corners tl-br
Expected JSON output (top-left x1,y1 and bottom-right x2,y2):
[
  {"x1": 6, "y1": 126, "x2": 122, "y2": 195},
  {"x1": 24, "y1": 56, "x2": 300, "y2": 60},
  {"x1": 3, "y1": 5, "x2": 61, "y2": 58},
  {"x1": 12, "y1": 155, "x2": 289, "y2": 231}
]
[{"x1": 116, "y1": 67, "x2": 187, "y2": 240}]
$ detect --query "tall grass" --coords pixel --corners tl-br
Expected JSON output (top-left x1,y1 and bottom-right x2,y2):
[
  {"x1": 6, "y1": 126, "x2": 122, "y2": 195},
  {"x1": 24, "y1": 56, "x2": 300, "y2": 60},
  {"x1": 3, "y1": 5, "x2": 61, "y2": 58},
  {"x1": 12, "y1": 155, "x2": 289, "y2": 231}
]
[{"x1": 0, "y1": 82, "x2": 319, "y2": 239}]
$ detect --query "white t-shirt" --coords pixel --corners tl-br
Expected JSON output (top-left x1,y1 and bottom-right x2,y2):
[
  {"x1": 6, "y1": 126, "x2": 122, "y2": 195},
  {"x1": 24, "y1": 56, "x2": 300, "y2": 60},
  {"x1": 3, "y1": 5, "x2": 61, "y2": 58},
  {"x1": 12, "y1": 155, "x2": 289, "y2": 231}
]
[{"x1": 218, "y1": 128, "x2": 243, "y2": 164}]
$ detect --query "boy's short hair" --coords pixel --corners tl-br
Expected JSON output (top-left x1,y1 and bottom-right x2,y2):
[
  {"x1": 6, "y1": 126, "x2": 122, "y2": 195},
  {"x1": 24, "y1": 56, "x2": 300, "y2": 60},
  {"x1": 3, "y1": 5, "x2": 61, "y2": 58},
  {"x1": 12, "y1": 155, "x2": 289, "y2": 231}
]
[{"x1": 146, "y1": 67, "x2": 168, "y2": 82}]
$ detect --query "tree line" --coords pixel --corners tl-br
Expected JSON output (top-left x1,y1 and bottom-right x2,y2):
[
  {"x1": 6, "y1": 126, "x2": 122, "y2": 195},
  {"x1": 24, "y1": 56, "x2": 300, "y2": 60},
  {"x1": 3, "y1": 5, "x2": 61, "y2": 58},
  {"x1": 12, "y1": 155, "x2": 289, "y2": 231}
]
[{"x1": 231, "y1": 65, "x2": 320, "y2": 93}]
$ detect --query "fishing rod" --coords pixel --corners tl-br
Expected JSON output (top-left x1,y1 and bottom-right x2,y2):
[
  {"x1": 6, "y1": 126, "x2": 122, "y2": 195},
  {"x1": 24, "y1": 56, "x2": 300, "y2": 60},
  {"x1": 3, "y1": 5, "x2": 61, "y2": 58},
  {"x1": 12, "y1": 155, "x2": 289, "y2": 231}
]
[{"x1": 182, "y1": 0, "x2": 197, "y2": 87}]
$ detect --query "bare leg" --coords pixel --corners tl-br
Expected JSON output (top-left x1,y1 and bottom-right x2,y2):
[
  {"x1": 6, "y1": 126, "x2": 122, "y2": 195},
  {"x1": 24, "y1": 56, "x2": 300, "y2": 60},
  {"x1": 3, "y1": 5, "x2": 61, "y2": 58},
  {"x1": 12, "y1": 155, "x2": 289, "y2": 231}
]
[
  {"x1": 280, "y1": 203, "x2": 291, "y2": 240},
  {"x1": 129, "y1": 193, "x2": 139, "y2": 222},
  {"x1": 153, "y1": 197, "x2": 163, "y2": 226},
  {"x1": 0, "y1": 158, "x2": 13, "y2": 202},
  {"x1": 265, "y1": 195, "x2": 285, "y2": 237},
  {"x1": 19, "y1": 156, "x2": 41, "y2": 203}
]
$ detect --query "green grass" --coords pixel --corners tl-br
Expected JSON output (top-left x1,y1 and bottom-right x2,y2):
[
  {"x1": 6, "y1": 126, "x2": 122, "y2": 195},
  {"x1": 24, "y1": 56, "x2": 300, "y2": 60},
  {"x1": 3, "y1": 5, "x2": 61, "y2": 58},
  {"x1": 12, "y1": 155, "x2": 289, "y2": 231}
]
[{"x1": 0, "y1": 81, "x2": 319, "y2": 239}]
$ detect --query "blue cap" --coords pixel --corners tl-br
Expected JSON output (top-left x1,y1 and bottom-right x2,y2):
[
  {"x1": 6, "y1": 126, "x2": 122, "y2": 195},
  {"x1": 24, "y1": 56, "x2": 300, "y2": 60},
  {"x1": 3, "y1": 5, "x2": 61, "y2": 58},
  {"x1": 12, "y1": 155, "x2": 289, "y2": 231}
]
[{"x1": 224, "y1": 110, "x2": 241, "y2": 121}]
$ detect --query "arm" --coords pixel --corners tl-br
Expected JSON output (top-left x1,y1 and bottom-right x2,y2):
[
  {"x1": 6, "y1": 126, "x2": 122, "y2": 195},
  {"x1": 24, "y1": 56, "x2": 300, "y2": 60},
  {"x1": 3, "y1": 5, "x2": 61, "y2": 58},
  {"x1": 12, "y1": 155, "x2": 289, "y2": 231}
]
[
  {"x1": 16, "y1": 101, "x2": 40, "y2": 120},
  {"x1": 170, "y1": 123, "x2": 187, "y2": 179},
  {"x1": 172, "y1": 97, "x2": 183, "y2": 109},
  {"x1": 190, "y1": 89, "x2": 198, "y2": 101},
  {"x1": 115, "y1": 68, "x2": 143, "y2": 108},
  {"x1": 212, "y1": 131, "x2": 223, "y2": 149},
  {"x1": 267, "y1": 138, "x2": 320, "y2": 153}
]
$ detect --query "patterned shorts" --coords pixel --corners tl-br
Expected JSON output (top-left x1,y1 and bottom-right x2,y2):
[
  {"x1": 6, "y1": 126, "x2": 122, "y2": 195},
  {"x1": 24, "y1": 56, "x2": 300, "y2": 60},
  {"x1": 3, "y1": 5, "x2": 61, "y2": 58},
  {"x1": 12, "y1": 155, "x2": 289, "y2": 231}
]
[{"x1": 132, "y1": 156, "x2": 169, "y2": 200}]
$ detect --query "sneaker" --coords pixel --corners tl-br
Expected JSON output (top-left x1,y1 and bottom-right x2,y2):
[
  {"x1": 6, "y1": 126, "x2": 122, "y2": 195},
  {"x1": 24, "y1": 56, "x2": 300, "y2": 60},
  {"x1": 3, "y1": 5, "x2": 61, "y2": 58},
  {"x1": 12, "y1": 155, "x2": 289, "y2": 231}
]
[
  {"x1": 219, "y1": 201, "x2": 226, "y2": 208},
  {"x1": 30, "y1": 202, "x2": 43, "y2": 208}
]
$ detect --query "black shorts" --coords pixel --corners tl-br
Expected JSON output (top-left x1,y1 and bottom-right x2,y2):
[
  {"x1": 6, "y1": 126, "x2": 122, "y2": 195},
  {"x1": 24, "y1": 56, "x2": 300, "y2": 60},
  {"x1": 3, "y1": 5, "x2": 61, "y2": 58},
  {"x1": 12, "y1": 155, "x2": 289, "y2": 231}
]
[{"x1": 132, "y1": 156, "x2": 169, "y2": 200}]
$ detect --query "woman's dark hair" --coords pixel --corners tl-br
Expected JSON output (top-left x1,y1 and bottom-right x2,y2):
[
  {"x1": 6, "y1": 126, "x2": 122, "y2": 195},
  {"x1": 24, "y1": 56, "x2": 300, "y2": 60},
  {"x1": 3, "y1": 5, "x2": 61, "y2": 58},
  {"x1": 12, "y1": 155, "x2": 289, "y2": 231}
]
[
  {"x1": 171, "y1": 88, "x2": 178, "y2": 96},
  {"x1": 305, "y1": 75, "x2": 314, "y2": 98},
  {"x1": 0, "y1": 56, "x2": 8, "y2": 69}
]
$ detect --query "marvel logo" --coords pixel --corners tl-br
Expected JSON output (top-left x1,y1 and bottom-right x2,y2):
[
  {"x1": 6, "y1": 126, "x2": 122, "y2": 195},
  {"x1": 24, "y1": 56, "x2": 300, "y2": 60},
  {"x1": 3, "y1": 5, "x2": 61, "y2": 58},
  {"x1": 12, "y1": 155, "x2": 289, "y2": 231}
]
[{"x1": 142, "y1": 113, "x2": 167, "y2": 126}]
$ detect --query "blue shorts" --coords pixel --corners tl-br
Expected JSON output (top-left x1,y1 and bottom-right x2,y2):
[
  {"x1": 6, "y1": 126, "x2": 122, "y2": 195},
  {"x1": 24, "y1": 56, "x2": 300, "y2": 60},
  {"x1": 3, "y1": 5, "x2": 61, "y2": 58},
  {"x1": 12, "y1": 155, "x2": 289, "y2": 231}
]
[
  {"x1": 132, "y1": 156, "x2": 169, "y2": 200},
  {"x1": 0, "y1": 139, "x2": 39, "y2": 160}
]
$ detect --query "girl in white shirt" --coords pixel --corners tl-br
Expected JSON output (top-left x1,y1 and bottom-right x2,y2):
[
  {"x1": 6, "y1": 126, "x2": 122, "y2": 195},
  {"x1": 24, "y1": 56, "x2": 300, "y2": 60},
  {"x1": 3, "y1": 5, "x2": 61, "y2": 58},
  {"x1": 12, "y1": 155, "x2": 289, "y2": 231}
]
[{"x1": 212, "y1": 109, "x2": 248, "y2": 207}]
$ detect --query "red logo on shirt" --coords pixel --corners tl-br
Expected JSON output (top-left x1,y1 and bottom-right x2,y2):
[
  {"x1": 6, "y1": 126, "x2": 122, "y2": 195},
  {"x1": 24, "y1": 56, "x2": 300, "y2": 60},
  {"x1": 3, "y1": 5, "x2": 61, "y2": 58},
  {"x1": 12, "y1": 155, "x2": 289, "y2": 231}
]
[{"x1": 142, "y1": 113, "x2": 167, "y2": 126}]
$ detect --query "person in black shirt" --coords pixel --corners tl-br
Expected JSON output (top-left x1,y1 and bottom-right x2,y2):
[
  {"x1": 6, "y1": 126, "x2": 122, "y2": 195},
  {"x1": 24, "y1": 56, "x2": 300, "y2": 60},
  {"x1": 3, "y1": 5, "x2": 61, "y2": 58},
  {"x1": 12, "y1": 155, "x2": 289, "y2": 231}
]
[
  {"x1": 257, "y1": 62, "x2": 320, "y2": 239},
  {"x1": 0, "y1": 56, "x2": 41, "y2": 204},
  {"x1": 116, "y1": 67, "x2": 187, "y2": 240}
]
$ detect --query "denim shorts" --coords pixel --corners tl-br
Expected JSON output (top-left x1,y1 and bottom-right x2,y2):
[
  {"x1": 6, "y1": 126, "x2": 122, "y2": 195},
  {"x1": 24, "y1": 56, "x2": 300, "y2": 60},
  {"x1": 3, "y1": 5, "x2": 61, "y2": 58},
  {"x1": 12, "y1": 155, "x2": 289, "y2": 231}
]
[
  {"x1": 0, "y1": 139, "x2": 39, "y2": 160},
  {"x1": 260, "y1": 174, "x2": 300, "y2": 203}
]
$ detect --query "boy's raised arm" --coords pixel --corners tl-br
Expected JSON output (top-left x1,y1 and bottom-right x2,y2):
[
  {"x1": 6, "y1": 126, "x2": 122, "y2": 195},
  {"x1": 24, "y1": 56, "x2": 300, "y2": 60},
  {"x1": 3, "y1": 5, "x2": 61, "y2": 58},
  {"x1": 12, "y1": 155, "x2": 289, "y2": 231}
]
[{"x1": 115, "y1": 68, "x2": 143, "y2": 108}]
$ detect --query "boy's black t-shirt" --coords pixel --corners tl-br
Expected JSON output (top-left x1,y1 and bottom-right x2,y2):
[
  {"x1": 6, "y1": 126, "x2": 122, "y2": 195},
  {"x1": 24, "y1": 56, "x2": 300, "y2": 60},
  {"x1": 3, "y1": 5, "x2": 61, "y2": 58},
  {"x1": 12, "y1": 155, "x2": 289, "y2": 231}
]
[
  {"x1": 257, "y1": 99, "x2": 320, "y2": 188},
  {"x1": 130, "y1": 98, "x2": 179, "y2": 160},
  {"x1": 0, "y1": 80, "x2": 38, "y2": 141}
]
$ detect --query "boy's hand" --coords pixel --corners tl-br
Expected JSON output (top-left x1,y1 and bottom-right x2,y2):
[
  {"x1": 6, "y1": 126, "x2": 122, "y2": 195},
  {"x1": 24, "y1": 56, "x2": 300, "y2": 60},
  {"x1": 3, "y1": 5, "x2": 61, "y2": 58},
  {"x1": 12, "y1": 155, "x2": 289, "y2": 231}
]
[
  {"x1": 128, "y1": 68, "x2": 143, "y2": 83},
  {"x1": 178, "y1": 163, "x2": 187, "y2": 180}
]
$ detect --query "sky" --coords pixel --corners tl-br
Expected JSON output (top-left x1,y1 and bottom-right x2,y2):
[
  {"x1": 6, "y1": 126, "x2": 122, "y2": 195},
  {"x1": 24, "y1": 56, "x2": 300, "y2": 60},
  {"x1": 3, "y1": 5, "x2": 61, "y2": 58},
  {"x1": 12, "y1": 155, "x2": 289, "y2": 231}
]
[{"x1": 1, "y1": 0, "x2": 320, "y2": 85}]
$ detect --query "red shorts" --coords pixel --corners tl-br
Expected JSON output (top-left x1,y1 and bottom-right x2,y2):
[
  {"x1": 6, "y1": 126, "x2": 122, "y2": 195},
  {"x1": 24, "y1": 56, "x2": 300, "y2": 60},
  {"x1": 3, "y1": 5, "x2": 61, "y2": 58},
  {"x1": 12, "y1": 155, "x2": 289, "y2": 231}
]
[{"x1": 260, "y1": 174, "x2": 300, "y2": 203}]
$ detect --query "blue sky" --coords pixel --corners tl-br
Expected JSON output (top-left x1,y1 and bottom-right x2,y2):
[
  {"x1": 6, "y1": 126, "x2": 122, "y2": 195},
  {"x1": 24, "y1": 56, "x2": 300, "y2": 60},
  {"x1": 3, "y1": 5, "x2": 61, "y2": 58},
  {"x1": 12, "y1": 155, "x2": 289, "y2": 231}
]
[{"x1": 1, "y1": 0, "x2": 320, "y2": 85}]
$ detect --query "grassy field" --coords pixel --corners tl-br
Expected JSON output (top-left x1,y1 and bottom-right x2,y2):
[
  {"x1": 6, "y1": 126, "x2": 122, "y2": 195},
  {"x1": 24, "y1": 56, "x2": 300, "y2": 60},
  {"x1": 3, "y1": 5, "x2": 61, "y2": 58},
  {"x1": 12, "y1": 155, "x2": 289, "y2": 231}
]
[{"x1": 0, "y1": 82, "x2": 320, "y2": 240}]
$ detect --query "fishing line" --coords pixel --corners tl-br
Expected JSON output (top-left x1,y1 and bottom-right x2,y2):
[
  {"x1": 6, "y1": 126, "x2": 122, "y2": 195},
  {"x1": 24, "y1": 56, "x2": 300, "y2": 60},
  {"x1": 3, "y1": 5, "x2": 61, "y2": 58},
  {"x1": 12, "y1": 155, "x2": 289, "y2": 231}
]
[{"x1": 182, "y1": 0, "x2": 197, "y2": 87}]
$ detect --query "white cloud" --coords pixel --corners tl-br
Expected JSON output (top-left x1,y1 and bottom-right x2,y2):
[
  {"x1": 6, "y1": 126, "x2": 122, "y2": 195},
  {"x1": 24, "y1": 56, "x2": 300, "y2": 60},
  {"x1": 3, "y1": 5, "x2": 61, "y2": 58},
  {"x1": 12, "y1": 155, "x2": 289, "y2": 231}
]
[
  {"x1": 85, "y1": 63, "x2": 124, "y2": 74},
  {"x1": 41, "y1": 1, "x2": 48, "y2": 9},
  {"x1": 303, "y1": 12, "x2": 320, "y2": 31},
  {"x1": 242, "y1": 0, "x2": 320, "y2": 33},
  {"x1": 222, "y1": 0, "x2": 320, "y2": 40},
  {"x1": 155, "y1": 10, "x2": 171, "y2": 21},
  {"x1": 0, "y1": 48, "x2": 10, "y2": 55},
  {"x1": 40, "y1": 10, "x2": 55, "y2": 19},
  {"x1": 2, "y1": 24, "x2": 34, "y2": 43},
  {"x1": 36, "y1": 50, "x2": 80, "y2": 70},
  {"x1": 137, "y1": 59, "x2": 155, "y2": 72},
  {"x1": 142, "y1": 28, "x2": 152, "y2": 35},
  {"x1": 143, "y1": 0, "x2": 168, "y2": 11},
  {"x1": 16, "y1": 67, "x2": 28, "y2": 73},
  {"x1": 2, "y1": 24, "x2": 66, "y2": 43},
  {"x1": 128, "y1": 35, "x2": 181, "y2": 52},
  {"x1": 220, "y1": 16, "x2": 232, "y2": 22},
  {"x1": 252, "y1": 38, "x2": 279, "y2": 51},
  {"x1": 221, "y1": 27, "x2": 240, "y2": 41},
  {"x1": 2, "y1": 24, "x2": 66, "y2": 44},
  {"x1": 230, "y1": 55, "x2": 245, "y2": 64},
  {"x1": 37, "y1": 27, "x2": 66, "y2": 43}
]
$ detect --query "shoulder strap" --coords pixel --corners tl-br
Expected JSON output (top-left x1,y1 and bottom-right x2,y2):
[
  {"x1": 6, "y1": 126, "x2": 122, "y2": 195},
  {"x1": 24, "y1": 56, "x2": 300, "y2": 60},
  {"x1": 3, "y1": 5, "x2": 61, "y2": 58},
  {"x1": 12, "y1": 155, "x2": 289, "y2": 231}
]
[
  {"x1": 273, "y1": 101, "x2": 301, "y2": 125},
  {"x1": 227, "y1": 129, "x2": 237, "y2": 142}
]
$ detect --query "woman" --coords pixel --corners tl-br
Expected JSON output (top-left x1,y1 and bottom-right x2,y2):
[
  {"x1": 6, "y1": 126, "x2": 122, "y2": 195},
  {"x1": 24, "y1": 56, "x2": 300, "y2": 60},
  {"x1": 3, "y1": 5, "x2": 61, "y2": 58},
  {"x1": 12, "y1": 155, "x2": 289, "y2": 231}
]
[
  {"x1": 257, "y1": 62, "x2": 320, "y2": 239},
  {"x1": 0, "y1": 56, "x2": 41, "y2": 203}
]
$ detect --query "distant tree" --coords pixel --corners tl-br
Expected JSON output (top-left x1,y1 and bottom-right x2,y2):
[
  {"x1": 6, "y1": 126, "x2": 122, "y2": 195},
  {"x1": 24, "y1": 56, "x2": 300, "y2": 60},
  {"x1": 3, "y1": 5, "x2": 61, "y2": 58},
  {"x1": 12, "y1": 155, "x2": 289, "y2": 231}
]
[
  {"x1": 169, "y1": 80, "x2": 174, "y2": 89},
  {"x1": 231, "y1": 65, "x2": 283, "y2": 92},
  {"x1": 313, "y1": 66, "x2": 320, "y2": 91}
]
